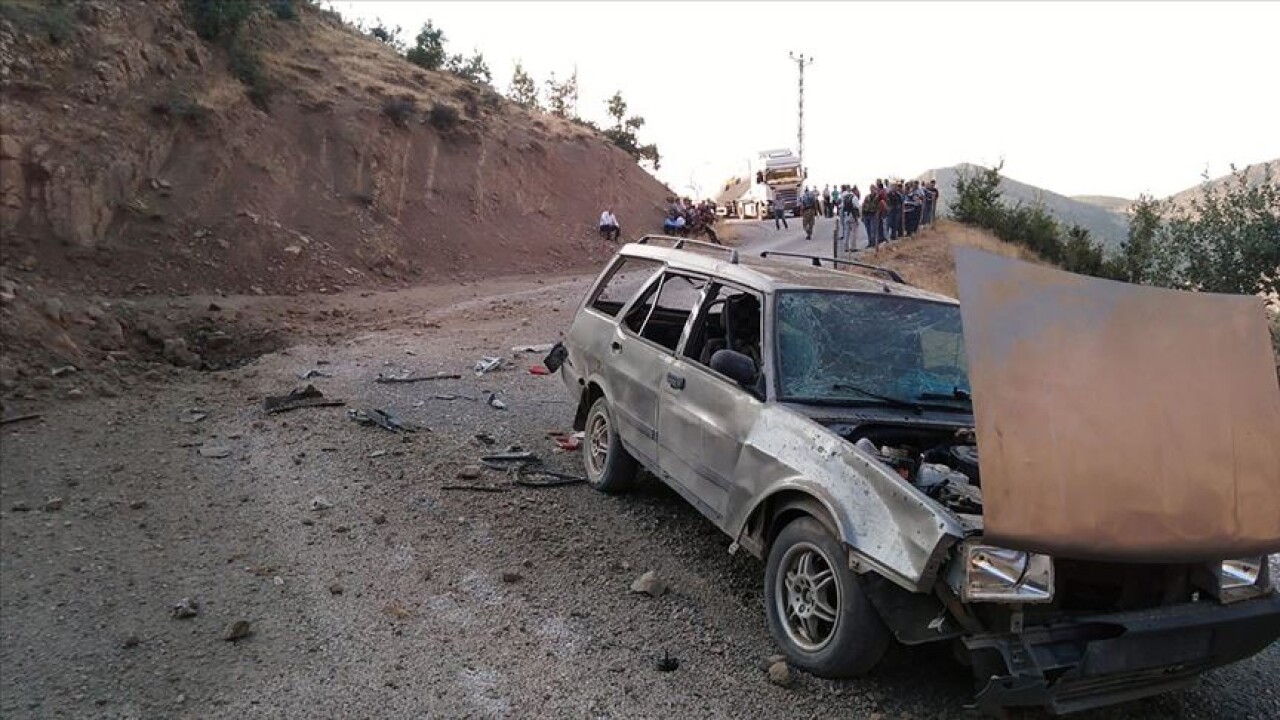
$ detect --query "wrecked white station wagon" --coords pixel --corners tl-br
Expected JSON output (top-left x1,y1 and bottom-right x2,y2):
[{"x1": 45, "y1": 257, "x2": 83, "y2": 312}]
[{"x1": 546, "y1": 235, "x2": 1280, "y2": 714}]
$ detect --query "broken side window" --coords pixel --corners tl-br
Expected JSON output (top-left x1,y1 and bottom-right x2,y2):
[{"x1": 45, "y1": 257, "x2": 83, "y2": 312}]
[
  {"x1": 625, "y1": 273, "x2": 707, "y2": 353},
  {"x1": 684, "y1": 284, "x2": 763, "y2": 372},
  {"x1": 589, "y1": 257, "x2": 663, "y2": 318}
]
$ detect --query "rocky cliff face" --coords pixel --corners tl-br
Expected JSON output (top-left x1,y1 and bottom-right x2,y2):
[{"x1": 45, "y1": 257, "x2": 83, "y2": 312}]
[{"x1": 0, "y1": 1, "x2": 670, "y2": 295}]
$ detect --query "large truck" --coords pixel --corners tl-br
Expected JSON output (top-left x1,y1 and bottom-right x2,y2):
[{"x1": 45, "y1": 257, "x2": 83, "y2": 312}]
[{"x1": 756, "y1": 148, "x2": 806, "y2": 217}]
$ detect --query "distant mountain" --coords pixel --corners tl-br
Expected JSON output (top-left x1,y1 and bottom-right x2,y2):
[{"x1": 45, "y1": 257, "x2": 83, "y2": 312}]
[
  {"x1": 919, "y1": 164, "x2": 1131, "y2": 249},
  {"x1": 1073, "y1": 195, "x2": 1132, "y2": 212},
  {"x1": 1164, "y1": 159, "x2": 1279, "y2": 211}
]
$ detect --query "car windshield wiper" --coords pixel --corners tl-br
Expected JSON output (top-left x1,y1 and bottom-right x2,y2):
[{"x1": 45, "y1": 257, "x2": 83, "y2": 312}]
[
  {"x1": 918, "y1": 387, "x2": 971, "y2": 403},
  {"x1": 831, "y1": 383, "x2": 922, "y2": 414}
]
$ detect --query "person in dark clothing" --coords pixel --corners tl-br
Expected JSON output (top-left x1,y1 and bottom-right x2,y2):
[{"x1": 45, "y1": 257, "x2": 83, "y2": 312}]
[
  {"x1": 861, "y1": 189, "x2": 880, "y2": 250},
  {"x1": 773, "y1": 202, "x2": 788, "y2": 230},
  {"x1": 903, "y1": 181, "x2": 922, "y2": 236},
  {"x1": 886, "y1": 182, "x2": 904, "y2": 240}
]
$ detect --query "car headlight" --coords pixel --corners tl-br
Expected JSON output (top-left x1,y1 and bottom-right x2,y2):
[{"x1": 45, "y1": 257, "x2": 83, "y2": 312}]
[
  {"x1": 948, "y1": 542, "x2": 1054, "y2": 603},
  {"x1": 1195, "y1": 556, "x2": 1269, "y2": 602},
  {"x1": 1219, "y1": 558, "x2": 1263, "y2": 590}
]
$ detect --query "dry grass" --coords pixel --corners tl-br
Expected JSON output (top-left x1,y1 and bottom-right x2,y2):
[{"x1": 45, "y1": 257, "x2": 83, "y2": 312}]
[{"x1": 870, "y1": 219, "x2": 1042, "y2": 297}]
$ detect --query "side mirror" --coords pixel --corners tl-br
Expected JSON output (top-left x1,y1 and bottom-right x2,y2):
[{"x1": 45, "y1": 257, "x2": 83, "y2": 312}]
[{"x1": 710, "y1": 349, "x2": 757, "y2": 387}]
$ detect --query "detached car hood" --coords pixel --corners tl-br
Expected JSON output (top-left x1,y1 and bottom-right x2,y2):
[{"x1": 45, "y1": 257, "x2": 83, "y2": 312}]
[{"x1": 956, "y1": 248, "x2": 1280, "y2": 562}]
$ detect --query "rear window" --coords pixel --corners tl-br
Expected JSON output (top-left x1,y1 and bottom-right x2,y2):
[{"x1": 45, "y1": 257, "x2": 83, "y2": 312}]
[{"x1": 589, "y1": 257, "x2": 662, "y2": 317}]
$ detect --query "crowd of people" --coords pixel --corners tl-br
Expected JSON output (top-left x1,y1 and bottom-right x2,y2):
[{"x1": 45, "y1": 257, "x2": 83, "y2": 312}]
[{"x1": 795, "y1": 180, "x2": 941, "y2": 252}]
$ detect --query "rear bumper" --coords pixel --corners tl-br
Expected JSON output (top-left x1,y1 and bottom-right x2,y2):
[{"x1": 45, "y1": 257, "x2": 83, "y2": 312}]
[{"x1": 965, "y1": 592, "x2": 1280, "y2": 714}]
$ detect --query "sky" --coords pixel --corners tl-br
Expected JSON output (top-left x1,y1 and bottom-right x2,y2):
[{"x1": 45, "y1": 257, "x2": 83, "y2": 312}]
[{"x1": 331, "y1": 1, "x2": 1280, "y2": 201}]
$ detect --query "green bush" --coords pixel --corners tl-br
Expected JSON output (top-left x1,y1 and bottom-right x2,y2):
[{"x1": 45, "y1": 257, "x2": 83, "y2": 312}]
[
  {"x1": 0, "y1": 0, "x2": 76, "y2": 44},
  {"x1": 382, "y1": 97, "x2": 416, "y2": 128},
  {"x1": 183, "y1": 0, "x2": 256, "y2": 41},
  {"x1": 405, "y1": 21, "x2": 446, "y2": 70},
  {"x1": 428, "y1": 103, "x2": 459, "y2": 132},
  {"x1": 229, "y1": 41, "x2": 271, "y2": 110}
]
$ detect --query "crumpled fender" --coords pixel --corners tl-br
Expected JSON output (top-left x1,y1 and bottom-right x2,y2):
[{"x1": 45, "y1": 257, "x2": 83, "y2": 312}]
[{"x1": 730, "y1": 405, "x2": 963, "y2": 592}]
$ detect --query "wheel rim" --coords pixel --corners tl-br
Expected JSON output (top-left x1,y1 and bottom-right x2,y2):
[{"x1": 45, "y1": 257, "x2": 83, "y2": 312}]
[
  {"x1": 585, "y1": 407, "x2": 610, "y2": 479},
  {"x1": 775, "y1": 541, "x2": 841, "y2": 652}
]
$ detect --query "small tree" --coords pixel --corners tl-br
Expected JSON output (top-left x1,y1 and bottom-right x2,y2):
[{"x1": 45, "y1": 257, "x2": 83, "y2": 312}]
[
  {"x1": 446, "y1": 51, "x2": 491, "y2": 86},
  {"x1": 602, "y1": 91, "x2": 661, "y2": 170},
  {"x1": 1148, "y1": 166, "x2": 1280, "y2": 296},
  {"x1": 1120, "y1": 195, "x2": 1161, "y2": 284},
  {"x1": 405, "y1": 21, "x2": 446, "y2": 70},
  {"x1": 545, "y1": 72, "x2": 571, "y2": 117},
  {"x1": 508, "y1": 61, "x2": 539, "y2": 109},
  {"x1": 951, "y1": 163, "x2": 1004, "y2": 229}
]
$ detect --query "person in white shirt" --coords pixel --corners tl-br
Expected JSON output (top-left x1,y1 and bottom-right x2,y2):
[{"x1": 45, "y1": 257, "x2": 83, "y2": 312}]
[{"x1": 599, "y1": 209, "x2": 620, "y2": 242}]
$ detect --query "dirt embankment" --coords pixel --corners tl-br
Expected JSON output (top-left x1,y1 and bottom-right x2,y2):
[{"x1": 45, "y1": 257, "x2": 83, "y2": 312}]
[{"x1": 0, "y1": 1, "x2": 671, "y2": 398}]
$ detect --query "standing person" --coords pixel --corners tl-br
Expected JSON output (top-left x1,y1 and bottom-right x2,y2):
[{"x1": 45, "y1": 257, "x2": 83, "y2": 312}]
[
  {"x1": 772, "y1": 200, "x2": 788, "y2": 230},
  {"x1": 876, "y1": 181, "x2": 889, "y2": 245},
  {"x1": 821, "y1": 185, "x2": 831, "y2": 219},
  {"x1": 861, "y1": 186, "x2": 880, "y2": 250},
  {"x1": 840, "y1": 184, "x2": 860, "y2": 253},
  {"x1": 800, "y1": 187, "x2": 819, "y2": 240},
  {"x1": 903, "y1": 181, "x2": 921, "y2": 237},
  {"x1": 925, "y1": 179, "x2": 940, "y2": 226},
  {"x1": 886, "y1": 182, "x2": 903, "y2": 240},
  {"x1": 598, "y1": 208, "x2": 621, "y2": 242}
]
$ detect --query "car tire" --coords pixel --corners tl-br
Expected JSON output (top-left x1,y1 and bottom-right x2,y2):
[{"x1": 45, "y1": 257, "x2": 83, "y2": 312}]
[
  {"x1": 764, "y1": 516, "x2": 889, "y2": 678},
  {"x1": 582, "y1": 396, "x2": 638, "y2": 494}
]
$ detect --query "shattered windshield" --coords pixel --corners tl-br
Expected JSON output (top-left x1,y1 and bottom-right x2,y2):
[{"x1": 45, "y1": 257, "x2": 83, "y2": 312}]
[{"x1": 776, "y1": 291, "x2": 971, "y2": 408}]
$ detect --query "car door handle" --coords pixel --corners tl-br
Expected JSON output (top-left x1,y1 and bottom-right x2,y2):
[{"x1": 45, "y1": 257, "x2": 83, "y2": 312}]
[
  {"x1": 610, "y1": 340, "x2": 622, "y2": 353},
  {"x1": 667, "y1": 373, "x2": 685, "y2": 390}
]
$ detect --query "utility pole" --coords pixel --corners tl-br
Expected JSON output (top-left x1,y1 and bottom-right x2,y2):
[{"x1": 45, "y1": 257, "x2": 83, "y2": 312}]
[{"x1": 788, "y1": 52, "x2": 811, "y2": 165}]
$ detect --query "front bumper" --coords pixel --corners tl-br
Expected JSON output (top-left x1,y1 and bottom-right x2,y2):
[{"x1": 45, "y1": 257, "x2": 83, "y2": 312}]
[{"x1": 965, "y1": 592, "x2": 1280, "y2": 715}]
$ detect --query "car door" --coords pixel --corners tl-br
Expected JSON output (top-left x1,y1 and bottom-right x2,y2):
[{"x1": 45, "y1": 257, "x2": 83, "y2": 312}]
[
  {"x1": 657, "y1": 282, "x2": 765, "y2": 526},
  {"x1": 607, "y1": 272, "x2": 706, "y2": 468}
]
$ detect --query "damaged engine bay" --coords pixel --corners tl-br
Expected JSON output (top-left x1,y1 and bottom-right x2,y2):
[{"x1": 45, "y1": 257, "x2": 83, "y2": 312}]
[{"x1": 834, "y1": 423, "x2": 985, "y2": 525}]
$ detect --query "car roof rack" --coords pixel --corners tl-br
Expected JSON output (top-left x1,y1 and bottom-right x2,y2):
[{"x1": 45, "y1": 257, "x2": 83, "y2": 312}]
[
  {"x1": 637, "y1": 234, "x2": 739, "y2": 264},
  {"x1": 758, "y1": 251, "x2": 907, "y2": 285}
]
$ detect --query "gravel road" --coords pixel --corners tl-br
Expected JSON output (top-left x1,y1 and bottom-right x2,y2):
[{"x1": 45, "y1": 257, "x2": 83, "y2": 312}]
[{"x1": 2, "y1": 272, "x2": 1277, "y2": 719}]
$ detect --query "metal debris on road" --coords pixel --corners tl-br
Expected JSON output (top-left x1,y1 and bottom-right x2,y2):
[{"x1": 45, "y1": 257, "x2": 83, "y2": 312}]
[
  {"x1": 486, "y1": 392, "x2": 507, "y2": 410},
  {"x1": 0, "y1": 413, "x2": 42, "y2": 426},
  {"x1": 441, "y1": 484, "x2": 511, "y2": 493},
  {"x1": 346, "y1": 408, "x2": 417, "y2": 433},
  {"x1": 511, "y1": 343, "x2": 554, "y2": 354},
  {"x1": 263, "y1": 384, "x2": 345, "y2": 414},
  {"x1": 177, "y1": 409, "x2": 209, "y2": 424},
  {"x1": 171, "y1": 597, "x2": 199, "y2": 619},
  {"x1": 433, "y1": 394, "x2": 477, "y2": 401},
  {"x1": 655, "y1": 651, "x2": 680, "y2": 672},
  {"x1": 50, "y1": 365, "x2": 78, "y2": 377},
  {"x1": 374, "y1": 372, "x2": 461, "y2": 384},
  {"x1": 481, "y1": 451, "x2": 536, "y2": 462},
  {"x1": 473, "y1": 356, "x2": 503, "y2": 375},
  {"x1": 298, "y1": 368, "x2": 332, "y2": 379},
  {"x1": 309, "y1": 496, "x2": 333, "y2": 511}
]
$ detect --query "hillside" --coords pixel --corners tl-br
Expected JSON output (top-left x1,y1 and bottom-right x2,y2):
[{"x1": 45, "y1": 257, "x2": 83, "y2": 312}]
[
  {"x1": 921, "y1": 164, "x2": 1130, "y2": 249},
  {"x1": 0, "y1": 1, "x2": 670, "y2": 298},
  {"x1": 1072, "y1": 195, "x2": 1131, "y2": 212},
  {"x1": 1164, "y1": 158, "x2": 1280, "y2": 211}
]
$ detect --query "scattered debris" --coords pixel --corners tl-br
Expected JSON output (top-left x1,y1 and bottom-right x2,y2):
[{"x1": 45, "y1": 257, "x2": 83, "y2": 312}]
[
  {"x1": 122, "y1": 633, "x2": 141, "y2": 649},
  {"x1": 482, "y1": 450, "x2": 536, "y2": 463},
  {"x1": 485, "y1": 392, "x2": 507, "y2": 410},
  {"x1": 10, "y1": 501, "x2": 31, "y2": 512},
  {"x1": 433, "y1": 394, "x2": 477, "y2": 401},
  {"x1": 631, "y1": 570, "x2": 668, "y2": 597},
  {"x1": 129, "y1": 499, "x2": 148, "y2": 510},
  {"x1": 223, "y1": 620, "x2": 252, "y2": 642},
  {"x1": 0, "y1": 413, "x2": 42, "y2": 426},
  {"x1": 474, "y1": 433, "x2": 497, "y2": 446},
  {"x1": 543, "y1": 343, "x2": 568, "y2": 372},
  {"x1": 50, "y1": 365, "x2": 78, "y2": 377},
  {"x1": 456, "y1": 465, "x2": 483, "y2": 480},
  {"x1": 375, "y1": 372, "x2": 461, "y2": 384},
  {"x1": 441, "y1": 484, "x2": 510, "y2": 493},
  {"x1": 501, "y1": 571, "x2": 523, "y2": 584},
  {"x1": 298, "y1": 368, "x2": 332, "y2": 380},
  {"x1": 473, "y1": 356, "x2": 502, "y2": 376},
  {"x1": 309, "y1": 496, "x2": 333, "y2": 511},
  {"x1": 514, "y1": 470, "x2": 586, "y2": 488},
  {"x1": 655, "y1": 651, "x2": 680, "y2": 672},
  {"x1": 347, "y1": 408, "x2": 416, "y2": 433},
  {"x1": 549, "y1": 431, "x2": 584, "y2": 452},
  {"x1": 368, "y1": 450, "x2": 388, "y2": 458},
  {"x1": 43, "y1": 497, "x2": 65, "y2": 512},
  {"x1": 528, "y1": 365, "x2": 551, "y2": 376},
  {"x1": 198, "y1": 445, "x2": 231, "y2": 459},
  {"x1": 171, "y1": 598, "x2": 199, "y2": 619},
  {"x1": 767, "y1": 661, "x2": 792, "y2": 687},
  {"x1": 328, "y1": 583, "x2": 344, "y2": 595},
  {"x1": 263, "y1": 385, "x2": 345, "y2": 414},
  {"x1": 177, "y1": 409, "x2": 208, "y2": 424},
  {"x1": 512, "y1": 343, "x2": 554, "y2": 354}
]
